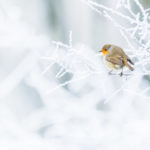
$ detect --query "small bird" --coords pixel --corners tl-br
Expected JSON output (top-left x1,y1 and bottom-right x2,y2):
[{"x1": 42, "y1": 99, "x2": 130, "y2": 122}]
[{"x1": 100, "y1": 44, "x2": 134, "y2": 76}]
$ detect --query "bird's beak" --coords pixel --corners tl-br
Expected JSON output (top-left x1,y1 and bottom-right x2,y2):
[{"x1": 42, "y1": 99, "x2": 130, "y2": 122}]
[{"x1": 99, "y1": 49, "x2": 102, "y2": 52}]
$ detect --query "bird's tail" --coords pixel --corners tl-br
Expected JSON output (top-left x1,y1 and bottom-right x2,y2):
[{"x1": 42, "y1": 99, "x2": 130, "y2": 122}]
[{"x1": 125, "y1": 63, "x2": 134, "y2": 71}]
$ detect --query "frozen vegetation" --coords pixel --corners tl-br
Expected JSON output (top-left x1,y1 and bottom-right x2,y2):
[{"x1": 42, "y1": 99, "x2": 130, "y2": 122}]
[{"x1": 1, "y1": 0, "x2": 150, "y2": 149}]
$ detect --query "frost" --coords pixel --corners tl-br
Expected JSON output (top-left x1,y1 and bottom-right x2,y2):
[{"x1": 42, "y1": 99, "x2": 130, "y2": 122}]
[
  {"x1": 42, "y1": 31, "x2": 104, "y2": 94},
  {"x1": 83, "y1": 0, "x2": 150, "y2": 102},
  {"x1": 41, "y1": 0, "x2": 150, "y2": 103},
  {"x1": 2, "y1": 0, "x2": 150, "y2": 149}
]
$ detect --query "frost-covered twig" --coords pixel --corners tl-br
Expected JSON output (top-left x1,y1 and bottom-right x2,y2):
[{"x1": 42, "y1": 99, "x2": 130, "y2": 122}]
[
  {"x1": 42, "y1": 0, "x2": 150, "y2": 103},
  {"x1": 42, "y1": 32, "x2": 104, "y2": 93},
  {"x1": 82, "y1": 0, "x2": 150, "y2": 102},
  {"x1": 83, "y1": 0, "x2": 150, "y2": 52}
]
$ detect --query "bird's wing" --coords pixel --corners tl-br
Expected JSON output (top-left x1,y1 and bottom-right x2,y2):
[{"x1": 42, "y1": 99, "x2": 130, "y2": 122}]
[
  {"x1": 127, "y1": 56, "x2": 134, "y2": 65},
  {"x1": 106, "y1": 55, "x2": 123, "y2": 66}
]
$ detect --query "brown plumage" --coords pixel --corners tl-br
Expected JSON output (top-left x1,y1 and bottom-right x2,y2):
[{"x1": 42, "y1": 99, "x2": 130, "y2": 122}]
[{"x1": 100, "y1": 44, "x2": 134, "y2": 76}]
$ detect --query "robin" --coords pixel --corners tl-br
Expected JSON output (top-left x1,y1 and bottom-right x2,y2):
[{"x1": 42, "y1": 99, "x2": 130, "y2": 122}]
[{"x1": 100, "y1": 44, "x2": 134, "y2": 76}]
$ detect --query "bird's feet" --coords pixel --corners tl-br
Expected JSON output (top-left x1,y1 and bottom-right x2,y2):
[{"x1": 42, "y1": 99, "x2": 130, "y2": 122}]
[
  {"x1": 108, "y1": 70, "x2": 123, "y2": 76},
  {"x1": 120, "y1": 72, "x2": 123, "y2": 76}
]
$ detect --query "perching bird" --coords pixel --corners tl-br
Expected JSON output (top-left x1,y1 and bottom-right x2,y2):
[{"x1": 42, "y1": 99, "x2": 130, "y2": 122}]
[{"x1": 100, "y1": 44, "x2": 134, "y2": 76}]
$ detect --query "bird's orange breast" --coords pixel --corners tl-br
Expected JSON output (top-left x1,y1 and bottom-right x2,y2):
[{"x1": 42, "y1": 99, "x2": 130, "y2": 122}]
[{"x1": 102, "y1": 49, "x2": 110, "y2": 56}]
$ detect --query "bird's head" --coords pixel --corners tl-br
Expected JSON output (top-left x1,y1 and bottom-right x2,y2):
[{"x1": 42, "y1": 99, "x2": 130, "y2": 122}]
[{"x1": 99, "y1": 44, "x2": 111, "y2": 56}]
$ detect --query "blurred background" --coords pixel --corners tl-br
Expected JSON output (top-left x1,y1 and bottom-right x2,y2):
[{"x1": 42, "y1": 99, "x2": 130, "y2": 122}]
[{"x1": 1, "y1": 0, "x2": 150, "y2": 149}]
